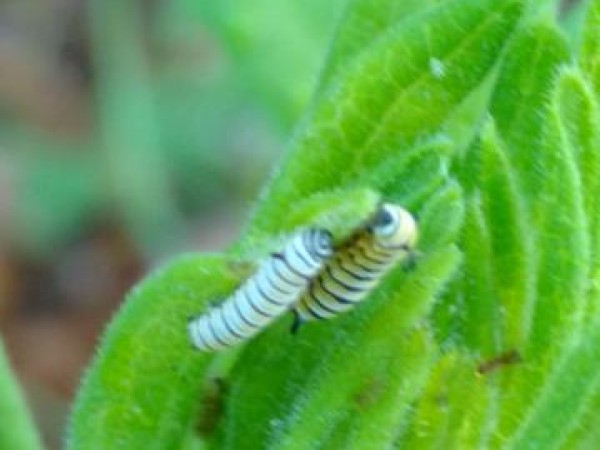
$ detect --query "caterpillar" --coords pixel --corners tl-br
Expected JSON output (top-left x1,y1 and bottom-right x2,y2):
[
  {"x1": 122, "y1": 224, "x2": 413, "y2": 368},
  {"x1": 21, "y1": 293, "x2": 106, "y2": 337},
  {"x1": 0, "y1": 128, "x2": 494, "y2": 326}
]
[
  {"x1": 291, "y1": 203, "x2": 418, "y2": 332},
  {"x1": 188, "y1": 228, "x2": 333, "y2": 351}
]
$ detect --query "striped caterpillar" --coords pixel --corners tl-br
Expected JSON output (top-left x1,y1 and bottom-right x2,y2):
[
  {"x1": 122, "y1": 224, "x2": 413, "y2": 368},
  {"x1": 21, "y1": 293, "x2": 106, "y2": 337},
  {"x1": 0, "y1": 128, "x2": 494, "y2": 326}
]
[
  {"x1": 291, "y1": 204, "x2": 418, "y2": 332},
  {"x1": 188, "y1": 228, "x2": 333, "y2": 351}
]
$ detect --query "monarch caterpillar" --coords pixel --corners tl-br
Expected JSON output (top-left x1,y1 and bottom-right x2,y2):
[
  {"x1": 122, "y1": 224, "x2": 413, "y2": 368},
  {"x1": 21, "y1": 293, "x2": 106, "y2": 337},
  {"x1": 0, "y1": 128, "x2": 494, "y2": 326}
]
[
  {"x1": 188, "y1": 228, "x2": 333, "y2": 351},
  {"x1": 291, "y1": 203, "x2": 418, "y2": 332}
]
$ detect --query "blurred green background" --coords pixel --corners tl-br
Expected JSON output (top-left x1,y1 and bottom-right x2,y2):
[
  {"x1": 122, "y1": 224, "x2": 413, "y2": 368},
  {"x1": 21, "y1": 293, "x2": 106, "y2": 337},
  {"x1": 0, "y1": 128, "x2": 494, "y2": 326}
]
[{"x1": 0, "y1": 0, "x2": 584, "y2": 448}]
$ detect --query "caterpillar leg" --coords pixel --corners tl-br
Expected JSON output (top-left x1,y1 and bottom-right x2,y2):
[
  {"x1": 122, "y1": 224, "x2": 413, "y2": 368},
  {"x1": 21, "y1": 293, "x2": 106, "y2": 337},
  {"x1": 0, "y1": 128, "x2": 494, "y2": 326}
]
[
  {"x1": 290, "y1": 310, "x2": 304, "y2": 335},
  {"x1": 403, "y1": 250, "x2": 421, "y2": 272}
]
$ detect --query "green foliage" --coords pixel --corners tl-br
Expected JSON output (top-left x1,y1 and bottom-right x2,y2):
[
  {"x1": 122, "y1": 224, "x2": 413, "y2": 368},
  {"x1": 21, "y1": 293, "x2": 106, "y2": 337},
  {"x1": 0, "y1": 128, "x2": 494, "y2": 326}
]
[
  {"x1": 66, "y1": 0, "x2": 600, "y2": 449},
  {"x1": 317, "y1": 0, "x2": 443, "y2": 92},
  {"x1": 188, "y1": 0, "x2": 345, "y2": 130},
  {"x1": 9, "y1": 147, "x2": 105, "y2": 257},
  {"x1": 2, "y1": 0, "x2": 281, "y2": 260},
  {"x1": 67, "y1": 254, "x2": 239, "y2": 449},
  {"x1": 235, "y1": 187, "x2": 381, "y2": 257},
  {"x1": 88, "y1": 0, "x2": 189, "y2": 256},
  {"x1": 0, "y1": 340, "x2": 42, "y2": 450},
  {"x1": 580, "y1": 0, "x2": 600, "y2": 99}
]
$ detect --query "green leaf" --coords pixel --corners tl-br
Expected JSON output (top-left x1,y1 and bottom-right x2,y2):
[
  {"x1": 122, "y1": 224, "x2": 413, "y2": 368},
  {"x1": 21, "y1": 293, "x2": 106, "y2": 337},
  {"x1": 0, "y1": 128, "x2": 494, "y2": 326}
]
[
  {"x1": 0, "y1": 339, "x2": 43, "y2": 450},
  {"x1": 489, "y1": 22, "x2": 571, "y2": 168},
  {"x1": 417, "y1": 181, "x2": 465, "y2": 253},
  {"x1": 525, "y1": 105, "x2": 589, "y2": 356},
  {"x1": 244, "y1": 0, "x2": 524, "y2": 237},
  {"x1": 67, "y1": 254, "x2": 240, "y2": 450},
  {"x1": 358, "y1": 137, "x2": 453, "y2": 211},
  {"x1": 559, "y1": 369, "x2": 600, "y2": 449},
  {"x1": 554, "y1": 68, "x2": 600, "y2": 300},
  {"x1": 482, "y1": 22, "x2": 591, "y2": 448},
  {"x1": 430, "y1": 118, "x2": 538, "y2": 361},
  {"x1": 504, "y1": 104, "x2": 589, "y2": 430},
  {"x1": 427, "y1": 177, "x2": 487, "y2": 350},
  {"x1": 487, "y1": 21, "x2": 580, "y2": 350},
  {"x1": 235, "y1": 187, "x2": 381, "y2": 257},
  {"x1": 318, "y1": 0, "x2": 443, "y2": 91},
  {"x1": 580, "y1": 0, "x2": 600, "y2": 100},
  {"x1": 503, "y1": 319, "x2": 600, "y2": 450},
  {"x1": 397, "y1": 352, "x2": 491, "y2": 449},
  {"x1": 188, "y1": 0, "x2": 344, "y2": 130},
  {"x1": 473, "y1": 120, "x2": 534, "y2": 353},
  {"x1": 411, "y1": 17, "x2": 597, "y2": 450},
  {"x1": 335, "y1": 328, "x2": 436, "y2": 450}
]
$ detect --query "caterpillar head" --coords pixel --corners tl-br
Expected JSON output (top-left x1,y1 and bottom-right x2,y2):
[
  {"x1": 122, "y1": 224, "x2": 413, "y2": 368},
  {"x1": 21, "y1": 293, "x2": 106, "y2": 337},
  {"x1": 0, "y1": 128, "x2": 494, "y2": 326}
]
[{"x1": 370, "y1": 203, "x2": 418, "y2": 250}]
